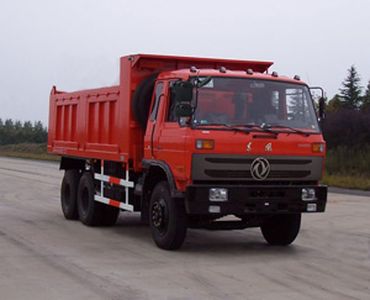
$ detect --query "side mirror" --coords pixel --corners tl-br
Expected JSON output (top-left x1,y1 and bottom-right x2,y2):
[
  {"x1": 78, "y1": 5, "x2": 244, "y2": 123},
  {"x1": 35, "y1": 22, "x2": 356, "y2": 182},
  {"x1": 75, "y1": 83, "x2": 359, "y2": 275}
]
[
  {"x1": 318, "y1": 97, "x2": 326, "y2": 120},
  {"x1": 175, "y1": 103, "x2": 193, "y2": 118},
  {"x1": 309, "y1": 86, "x2": 326, "y2": 121},
  {"x1": 171, "y1": 81, "x2": 193, "y2": 103}
]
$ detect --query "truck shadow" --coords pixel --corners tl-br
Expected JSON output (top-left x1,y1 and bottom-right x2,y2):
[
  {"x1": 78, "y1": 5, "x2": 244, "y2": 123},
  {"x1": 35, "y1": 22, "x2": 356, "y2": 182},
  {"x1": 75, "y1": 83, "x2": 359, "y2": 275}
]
[
  {"x1": 182, "y1": 230, "x2": 303, "y2": 256},
  {"x1": 111, "y1": 212, "x2": 307, "y2": 257}
]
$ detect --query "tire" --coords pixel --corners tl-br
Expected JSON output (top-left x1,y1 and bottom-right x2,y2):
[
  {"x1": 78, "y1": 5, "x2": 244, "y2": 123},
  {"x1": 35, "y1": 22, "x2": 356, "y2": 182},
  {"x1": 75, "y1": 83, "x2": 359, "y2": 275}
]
[
  {"x1": 261, "y1": 214, "x2": 301, "y2": 246},
  {"x1": 132, "y1": 74, "x2": 158, "y2": 130},
  {"x1": 61, "y1": 170, "x2": 80, "y2": 220},
  {"x1": 149, "y1": 181, "x2": 187, "y2": 250},
  {"x1": 77, "y1": 172, "x2": 119, "y2": 226}
]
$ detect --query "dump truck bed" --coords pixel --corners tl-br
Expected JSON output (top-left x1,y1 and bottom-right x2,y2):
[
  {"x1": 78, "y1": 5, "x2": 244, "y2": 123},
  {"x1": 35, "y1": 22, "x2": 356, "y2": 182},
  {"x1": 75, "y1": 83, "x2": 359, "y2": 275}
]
[{"x1": 48, "y1": 85, "x2": 124, "y2": 161}]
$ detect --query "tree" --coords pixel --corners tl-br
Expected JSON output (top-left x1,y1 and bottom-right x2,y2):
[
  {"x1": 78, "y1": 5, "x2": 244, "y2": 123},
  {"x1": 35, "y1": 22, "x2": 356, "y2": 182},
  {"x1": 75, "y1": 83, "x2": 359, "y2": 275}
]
[
  {"x1": 323, "y1": 109, "x2": 370, "y2": 148},
  {"x1": 14, "y1": 120, "x2": 23, "y2": 144},
  {"x1": 362, "y1": 80, "x2": 370, "y2": 111},
  {"x1": 0, "y1": 119, "x2": 3, "y2": 144},
  {"x1": 0, "y1": 119, "x2": 48, "y2": 145},
  {"x1": 23, "y1": 121, "x2": 33, "y2": 140},
  {"x1": 326, "y1": 94, "x2": 344, "y2": 112},
  {"x1": 339, "y1": 65, "x2": 362, "y2": 109},
  {"x1": 2, "y1": 119, "x2": 15, "y2": 144},
  {"x1": 33, "y1": 121, "x2": 47, "y2": 143}
]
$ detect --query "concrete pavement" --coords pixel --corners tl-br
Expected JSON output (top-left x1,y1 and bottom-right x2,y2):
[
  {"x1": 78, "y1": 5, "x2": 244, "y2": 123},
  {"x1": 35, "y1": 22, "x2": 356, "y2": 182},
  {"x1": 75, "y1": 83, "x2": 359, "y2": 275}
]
[{"x1": 0, "y1": 157, "x2": 369, "y2": 299}]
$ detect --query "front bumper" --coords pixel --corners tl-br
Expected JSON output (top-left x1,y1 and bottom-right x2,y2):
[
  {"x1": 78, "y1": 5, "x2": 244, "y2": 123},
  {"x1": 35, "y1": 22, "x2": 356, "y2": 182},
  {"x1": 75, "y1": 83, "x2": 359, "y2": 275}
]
[{"x1": 185, "y1": 184, "x2": 327, "y2": 215}]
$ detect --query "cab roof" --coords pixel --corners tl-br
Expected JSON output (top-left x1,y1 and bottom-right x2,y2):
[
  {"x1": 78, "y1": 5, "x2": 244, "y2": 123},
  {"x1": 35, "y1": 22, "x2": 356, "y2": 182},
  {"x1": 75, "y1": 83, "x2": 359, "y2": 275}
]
[{"x1": 157, "y1": 68, "x2": 306, "y2": 85}]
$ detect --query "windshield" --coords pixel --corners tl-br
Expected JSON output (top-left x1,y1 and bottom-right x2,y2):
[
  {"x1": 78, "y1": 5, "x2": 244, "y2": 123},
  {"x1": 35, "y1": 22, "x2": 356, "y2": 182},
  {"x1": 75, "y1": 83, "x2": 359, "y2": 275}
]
[{"x1": 191, "y1": 77, "x2": 320, "y2": 132}]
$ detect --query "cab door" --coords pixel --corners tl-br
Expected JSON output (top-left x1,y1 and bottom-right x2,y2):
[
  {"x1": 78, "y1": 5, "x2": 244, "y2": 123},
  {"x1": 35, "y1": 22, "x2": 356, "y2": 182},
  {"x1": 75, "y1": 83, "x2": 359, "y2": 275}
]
[
  {"x1": 144, "y1": 81, "x2": 163, "y2": 159},
  {"x1": 152, "y1": 81, "x2": 189, "y2": 183}
]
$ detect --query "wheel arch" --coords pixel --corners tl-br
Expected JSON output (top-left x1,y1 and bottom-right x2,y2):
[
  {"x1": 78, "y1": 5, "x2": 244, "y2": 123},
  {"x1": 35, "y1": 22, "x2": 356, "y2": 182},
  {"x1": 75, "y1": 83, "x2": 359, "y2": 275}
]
[
  {"x1": 142, "y1": 160, "x2": 183, "y2": 197},
  {"x1": 60, "y1": 156, "x2": 85, "y2": 171},
  {"x1": 140, "y1": 159, "x2": 184, "y2": 208}
]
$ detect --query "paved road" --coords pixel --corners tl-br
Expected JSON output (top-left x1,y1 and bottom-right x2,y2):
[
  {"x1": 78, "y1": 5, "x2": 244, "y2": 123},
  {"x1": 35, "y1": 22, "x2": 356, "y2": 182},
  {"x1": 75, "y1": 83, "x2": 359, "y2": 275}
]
[{"x1": 0, "y1": 157, "x2": 369, "y2": 300}]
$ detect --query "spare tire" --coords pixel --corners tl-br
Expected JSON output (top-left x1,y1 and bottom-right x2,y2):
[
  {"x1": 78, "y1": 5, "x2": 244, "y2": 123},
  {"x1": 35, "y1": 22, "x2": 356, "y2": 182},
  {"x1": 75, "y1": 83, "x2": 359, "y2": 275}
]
[{"x1": 132, "y1": 74, "x2": 158, "y2": 130}]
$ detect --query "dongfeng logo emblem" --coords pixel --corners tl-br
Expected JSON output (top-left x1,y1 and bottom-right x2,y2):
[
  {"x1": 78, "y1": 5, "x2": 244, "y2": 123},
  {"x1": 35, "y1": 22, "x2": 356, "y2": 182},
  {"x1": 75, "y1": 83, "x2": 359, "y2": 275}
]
[
  {"x1": 246, "y1": 142, "x2": 252, "y2": 152},
  {"x1": 265, "y1": 142, "x2": 272, "y2": 152},
  {"x1": 250, "y1": 157, "x2": 270, "y2": 180}
]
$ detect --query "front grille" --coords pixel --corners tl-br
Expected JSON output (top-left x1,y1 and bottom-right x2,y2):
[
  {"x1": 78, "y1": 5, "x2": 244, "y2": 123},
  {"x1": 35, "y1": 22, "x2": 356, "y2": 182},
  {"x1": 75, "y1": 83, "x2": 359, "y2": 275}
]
[
  {"x1": 206, "y1": 158, "x2": 254, "y2": 164},
  {"x1": 205, "y1": 157, "x2": 311, "y2": 165},
  {"x1": 192, "y1": 154, "x2": 322, "y2": 182},
  {"x1": 205, "y1": 169, "x2": 310, "y2": 179},
  {"x1": 192, "y1": 180, "x2": 317, "y2": 186}
]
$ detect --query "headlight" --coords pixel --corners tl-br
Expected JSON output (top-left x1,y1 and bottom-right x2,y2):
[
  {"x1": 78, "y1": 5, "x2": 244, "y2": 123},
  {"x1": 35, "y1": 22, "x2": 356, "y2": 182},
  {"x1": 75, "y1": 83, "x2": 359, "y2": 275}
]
[
  {"x1": 209, "y1": 188, "x2": 228, "y2": 202},
  {"x1": 302, "y1": 188, "x2": 316, "y2": 201}
]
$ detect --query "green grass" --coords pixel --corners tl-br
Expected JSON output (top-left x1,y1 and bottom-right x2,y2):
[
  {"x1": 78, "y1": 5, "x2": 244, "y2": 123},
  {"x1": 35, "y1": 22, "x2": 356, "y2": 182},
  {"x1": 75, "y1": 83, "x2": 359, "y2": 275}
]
[
  {"x1": 0, "y1": 143, "x2": 59, "y2": 161},
  {"x1": 322, "y1": 174, "x2": 370, "y2": 191},
  {"x1": 325, "y1": 145, "x2": 370, "y2": 176},
  {"x1": 323, "y1": 145, "x2": 370, "y2": 190}
]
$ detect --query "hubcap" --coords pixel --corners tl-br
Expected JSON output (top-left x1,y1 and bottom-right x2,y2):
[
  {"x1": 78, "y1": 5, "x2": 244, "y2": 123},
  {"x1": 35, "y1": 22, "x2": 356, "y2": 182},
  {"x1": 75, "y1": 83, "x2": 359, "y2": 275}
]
[{"x1": 151, "y1": 198, "x2": 168, "y2": 234}]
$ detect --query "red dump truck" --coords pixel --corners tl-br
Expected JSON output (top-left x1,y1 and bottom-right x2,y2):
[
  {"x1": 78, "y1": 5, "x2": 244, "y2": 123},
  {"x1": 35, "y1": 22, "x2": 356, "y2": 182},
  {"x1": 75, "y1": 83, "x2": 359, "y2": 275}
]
[{"x1": 48, "y1": 54, "x2": 327, "y2": 250}]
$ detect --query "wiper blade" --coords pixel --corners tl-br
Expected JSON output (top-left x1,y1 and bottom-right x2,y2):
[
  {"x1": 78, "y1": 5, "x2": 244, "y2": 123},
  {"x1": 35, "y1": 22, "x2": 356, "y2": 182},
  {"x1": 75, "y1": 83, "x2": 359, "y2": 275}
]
[
  {"x1": 233, "y1": 123, "x2": 279, "y2": 135},
  {"x1": 262, "y1": 123, "x2": 311, "y2": 136},
  {"x1": 193, "y1": 123, "x2": 251, "y2": 134}
]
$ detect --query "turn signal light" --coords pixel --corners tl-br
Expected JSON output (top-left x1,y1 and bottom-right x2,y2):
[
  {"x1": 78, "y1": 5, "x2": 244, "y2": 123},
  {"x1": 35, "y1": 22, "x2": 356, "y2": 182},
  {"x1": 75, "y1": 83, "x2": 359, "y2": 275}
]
[
  {"x1": 195, "y1": 139, "x2": 215, "y2": 150},
  {"x1": 312, "y1": 143, "x2": 325, "y2": 153}
]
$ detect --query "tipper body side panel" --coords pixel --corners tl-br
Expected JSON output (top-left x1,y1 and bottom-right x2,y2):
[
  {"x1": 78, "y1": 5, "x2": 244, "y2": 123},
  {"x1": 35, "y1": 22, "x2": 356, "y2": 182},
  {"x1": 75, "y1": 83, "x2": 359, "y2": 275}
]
[{"x1": 48, "y1": 86, "x2": 125, "y2": 162}]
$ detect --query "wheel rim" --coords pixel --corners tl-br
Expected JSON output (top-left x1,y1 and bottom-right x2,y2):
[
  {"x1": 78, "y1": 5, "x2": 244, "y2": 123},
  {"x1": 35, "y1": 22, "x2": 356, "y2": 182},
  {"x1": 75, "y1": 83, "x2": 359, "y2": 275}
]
[{"x1": 151, "y1": 198, "x2": 168, "y2": 235}]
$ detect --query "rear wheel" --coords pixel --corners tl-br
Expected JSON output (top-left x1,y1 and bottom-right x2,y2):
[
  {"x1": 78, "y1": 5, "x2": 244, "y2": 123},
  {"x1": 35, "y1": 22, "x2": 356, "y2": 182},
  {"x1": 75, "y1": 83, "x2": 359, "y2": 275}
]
[
  {"x1": 261, "y1": 214, "x2": 301, "y2": 246},
  {"x1": 149, "y1": 181, "x2": 187, "y2": 250},
  {"x1": 77, "y1": 172, "x2": 119, "y2": 226},
  {"x1": 61, "y1": 170, "x2": 80, "y2": 220}
]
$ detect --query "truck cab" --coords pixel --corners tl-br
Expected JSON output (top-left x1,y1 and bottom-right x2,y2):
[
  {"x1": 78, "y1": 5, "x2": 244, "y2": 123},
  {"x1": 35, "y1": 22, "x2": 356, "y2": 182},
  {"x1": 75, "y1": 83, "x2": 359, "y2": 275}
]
[{"x1": 140, "y1": 67, "x2": 327, "y2": 247}]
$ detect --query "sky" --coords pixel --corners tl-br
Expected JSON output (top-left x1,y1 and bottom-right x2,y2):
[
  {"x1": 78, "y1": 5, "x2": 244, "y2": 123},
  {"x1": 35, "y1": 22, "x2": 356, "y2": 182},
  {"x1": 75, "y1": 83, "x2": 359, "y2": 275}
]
[{"x1": 0, "y1": 0, "x2": 369, "y2": 124}]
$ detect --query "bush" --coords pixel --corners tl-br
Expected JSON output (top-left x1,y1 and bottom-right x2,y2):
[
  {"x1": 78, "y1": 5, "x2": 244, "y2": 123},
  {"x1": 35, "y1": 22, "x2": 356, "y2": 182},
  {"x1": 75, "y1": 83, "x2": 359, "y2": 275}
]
[{"x1": 323, "y1": 109, "x2": 370, "y2": 148}]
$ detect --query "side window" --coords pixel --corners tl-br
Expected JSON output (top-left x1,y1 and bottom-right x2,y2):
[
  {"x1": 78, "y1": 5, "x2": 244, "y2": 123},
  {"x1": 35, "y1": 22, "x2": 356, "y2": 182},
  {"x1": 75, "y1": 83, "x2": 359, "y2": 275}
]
[
  {"x1": 150, "y1": 82, "x2": 163, "y2": 121},
  {"x1": 167, "y1": 81, "x2": 177, "y2": 122}
]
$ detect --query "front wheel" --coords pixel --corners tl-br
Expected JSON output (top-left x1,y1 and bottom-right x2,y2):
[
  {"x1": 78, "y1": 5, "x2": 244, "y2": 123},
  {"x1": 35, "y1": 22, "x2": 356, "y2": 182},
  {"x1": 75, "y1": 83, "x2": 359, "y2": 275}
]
[
  {"x1": 149, "y1": 181, "x2": 187, "y2": 250},
  {"x1": 261, "y1": 214, "x2": 301, "y2": 246}
]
